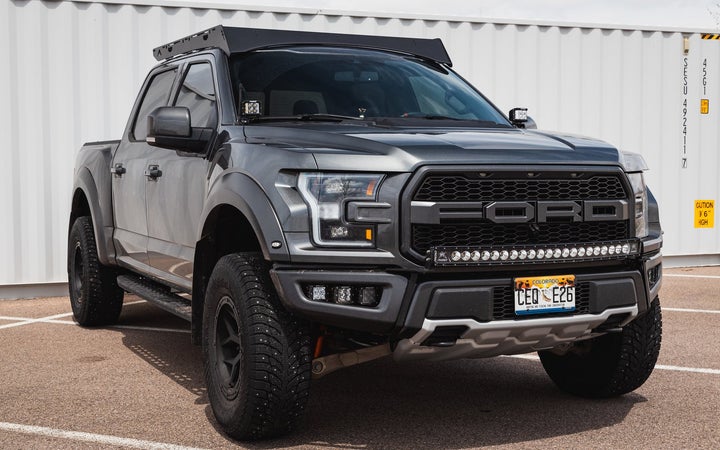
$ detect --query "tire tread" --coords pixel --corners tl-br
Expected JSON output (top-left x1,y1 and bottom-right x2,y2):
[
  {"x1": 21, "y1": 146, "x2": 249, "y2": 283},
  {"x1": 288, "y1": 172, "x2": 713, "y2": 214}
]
[
  {"x1": 539, "y1": 298, "x2": 662, "y2": 398},
  {"x1": 68, "y1": 216, "x2": 123, "y2": 326},
  {"x1": 204, "y1": 254, "x2": 312, "y2": 441}
]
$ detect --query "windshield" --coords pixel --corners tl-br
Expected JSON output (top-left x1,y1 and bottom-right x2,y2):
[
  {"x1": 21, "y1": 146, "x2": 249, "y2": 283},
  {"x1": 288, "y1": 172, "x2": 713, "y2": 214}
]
[{"x1": 229, "y1": 46, "x2": 510, "y2": 126}]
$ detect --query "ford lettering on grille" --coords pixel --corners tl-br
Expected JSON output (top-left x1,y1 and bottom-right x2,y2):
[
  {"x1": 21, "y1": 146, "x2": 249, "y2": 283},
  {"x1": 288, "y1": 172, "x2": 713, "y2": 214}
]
[{"x1": 410, "y1": 200, "x2": 629, "y2": 224}]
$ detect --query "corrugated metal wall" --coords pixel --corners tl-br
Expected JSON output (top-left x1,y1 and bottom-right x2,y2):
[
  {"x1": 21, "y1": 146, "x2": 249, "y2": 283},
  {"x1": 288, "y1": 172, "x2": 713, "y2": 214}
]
[{"x1": 2, "y1": 0, "x2": 719, "y2": 290}]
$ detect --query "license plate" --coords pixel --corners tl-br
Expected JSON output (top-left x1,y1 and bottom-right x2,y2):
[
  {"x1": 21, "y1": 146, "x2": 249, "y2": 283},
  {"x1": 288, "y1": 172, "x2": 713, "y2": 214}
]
[{"x1": 514, "y1": 275, "x2": 576, "y2": 315}]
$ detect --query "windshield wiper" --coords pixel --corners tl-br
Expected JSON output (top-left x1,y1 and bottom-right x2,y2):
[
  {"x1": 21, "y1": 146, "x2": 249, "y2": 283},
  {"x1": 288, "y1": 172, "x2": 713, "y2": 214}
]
[
  {"x1": 245, "y1": 113, "x2": 367, "y2": 124},
  {"x1": 407, "y1": 114, "x2": 464, "y2": 120},
  {"x1": 385, "y1": 115, "x2": 508, "y2": 127}
]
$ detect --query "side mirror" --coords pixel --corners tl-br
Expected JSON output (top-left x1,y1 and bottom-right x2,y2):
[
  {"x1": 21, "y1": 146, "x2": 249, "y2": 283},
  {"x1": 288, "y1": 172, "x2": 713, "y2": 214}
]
[
  {"x1": 148, "y1": 106, "x2": 191, "y2": 138},
  {"x1": 509, "y1": 107, "x2": 536, "y2": 129},
  {"x1": 146, "y1": 106, "x2": 211, "y2": 153}
]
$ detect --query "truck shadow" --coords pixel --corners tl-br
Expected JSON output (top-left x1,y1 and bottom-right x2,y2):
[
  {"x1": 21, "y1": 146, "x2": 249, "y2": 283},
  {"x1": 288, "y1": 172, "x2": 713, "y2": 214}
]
[
  {"x1": 114, "y1": 303, "x2": 643, "y2": 448},
  {"x1": 115, "y1": 301, "x2": 208, "y2": 405},
  {"x1": 250, "y1": 357, "x2": 645, "y2": 449}
]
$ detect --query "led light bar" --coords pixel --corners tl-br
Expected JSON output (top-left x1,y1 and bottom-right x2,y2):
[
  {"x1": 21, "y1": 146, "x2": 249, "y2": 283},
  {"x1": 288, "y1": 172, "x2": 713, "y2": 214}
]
[{"x1": 431, "y1": 240, "x2": 641, "y2": 266}]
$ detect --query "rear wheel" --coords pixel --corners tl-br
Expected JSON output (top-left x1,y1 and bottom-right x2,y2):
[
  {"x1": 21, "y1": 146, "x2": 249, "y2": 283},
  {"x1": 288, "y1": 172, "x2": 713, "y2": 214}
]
[
  {"x1": 539, "y1": 298, "x2": 662, "y2": 398},
  {"x1": 68, "y1": 216, "x2": 124, "y2": 326},
  {"x1": 203, "y1": 253, "x2": 312, "y2": 441}
]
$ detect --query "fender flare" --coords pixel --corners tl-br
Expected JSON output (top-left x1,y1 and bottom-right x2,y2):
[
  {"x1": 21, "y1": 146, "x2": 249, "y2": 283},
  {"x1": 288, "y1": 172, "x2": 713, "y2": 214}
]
[
  {"x1": 198, "y1": 171, "x2": 290, "y2": 262},
  {"x1": 72, "y1": 168, "x2": 115, "y2": 266}
]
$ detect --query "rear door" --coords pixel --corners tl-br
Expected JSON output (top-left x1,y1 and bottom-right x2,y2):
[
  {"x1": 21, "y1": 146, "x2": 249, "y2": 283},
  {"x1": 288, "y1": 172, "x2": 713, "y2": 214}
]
[{"x1": 112, "y1": 67, "x2": 178, "y2": 271}]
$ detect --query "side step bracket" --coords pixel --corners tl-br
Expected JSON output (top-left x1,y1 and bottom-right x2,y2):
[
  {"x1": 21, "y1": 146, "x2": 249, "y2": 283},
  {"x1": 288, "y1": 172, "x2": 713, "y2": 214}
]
[{"x1": 117, "y1": 275, "x2": 192, "y2": 321}]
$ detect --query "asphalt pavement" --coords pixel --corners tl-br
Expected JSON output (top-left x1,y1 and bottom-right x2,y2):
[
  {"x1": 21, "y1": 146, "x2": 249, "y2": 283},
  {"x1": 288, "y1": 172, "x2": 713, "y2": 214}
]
[{"x1": 0, "y1": 266, "x2": 718, "y2": 449}]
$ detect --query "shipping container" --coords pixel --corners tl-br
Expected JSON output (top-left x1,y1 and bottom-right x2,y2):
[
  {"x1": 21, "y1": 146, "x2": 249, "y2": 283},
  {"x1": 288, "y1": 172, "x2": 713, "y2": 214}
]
[{"x1": 1, "y1": 0, "x2": 718, "y2": 297}]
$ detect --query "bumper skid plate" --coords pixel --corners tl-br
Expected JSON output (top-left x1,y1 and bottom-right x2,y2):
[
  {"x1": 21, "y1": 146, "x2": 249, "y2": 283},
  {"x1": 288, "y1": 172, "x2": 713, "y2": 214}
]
[{"x1": 393, "y1": 306, "x2": 638, "y2": 362}]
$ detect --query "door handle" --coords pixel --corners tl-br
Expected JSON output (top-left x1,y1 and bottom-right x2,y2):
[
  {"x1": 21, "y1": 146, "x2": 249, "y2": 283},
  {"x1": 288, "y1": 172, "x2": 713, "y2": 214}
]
[
  {"x1": 145, "y1": 165, "x2": 162, "y2": 179},
  {"x1": 111, "y1": 163, "x2": 126, "y2": 176}
]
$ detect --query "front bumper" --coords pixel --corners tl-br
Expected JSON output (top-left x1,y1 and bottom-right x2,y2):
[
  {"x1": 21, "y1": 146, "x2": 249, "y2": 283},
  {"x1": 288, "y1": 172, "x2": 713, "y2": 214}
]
[{"x1": 271, "y1": 249, "x2": 661, "y2": 336}]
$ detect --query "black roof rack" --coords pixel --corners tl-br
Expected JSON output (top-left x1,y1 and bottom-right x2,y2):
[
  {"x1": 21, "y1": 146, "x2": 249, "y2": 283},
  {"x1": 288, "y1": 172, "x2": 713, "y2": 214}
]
[{"x1": 152, "y1": 25, "x2": 452, "y2": 66}]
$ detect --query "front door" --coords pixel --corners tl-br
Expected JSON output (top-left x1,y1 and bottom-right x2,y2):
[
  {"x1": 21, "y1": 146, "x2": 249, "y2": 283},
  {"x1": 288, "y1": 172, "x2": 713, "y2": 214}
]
[
  {"x1": 146, "y1": 62, "x2": 218, "y2": 288},
  {"x1": 112, "y1": 67, "x2": 178, "y2": 272}
]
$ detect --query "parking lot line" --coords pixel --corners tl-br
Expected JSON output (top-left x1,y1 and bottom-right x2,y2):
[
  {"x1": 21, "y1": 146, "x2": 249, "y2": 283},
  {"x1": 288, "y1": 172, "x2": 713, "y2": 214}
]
[
  {"x1": 0, "y1": 312, "x2": 74, "y2": 330},
  {"x1": 0, "y1": 314, "x2": 190, "y2": 334},
  {"x1": 505, "y1": 354, "x2": 720, "y2": 375},
  {"x1": 0, "y1": 421, "x2": 208, "y2": 450},
  {"x1": 0, "y1": 315, "x2": 33, "y2": 321},
  {"x1": 0, "y1": 300, "x2": 146, "y2": 331},
  {"x1": 664, "y1": 273, "x2": 720, "y2": 279},
  {"x1": 41, "y1": 319, "x2": 191, "y2": 334},
  {"x1": 655, "y1": 364, "x2": 720, "y2": 375},
  {"x1": 663, "y1": 307, "x2": 720, "y2": 314},
  {"x1": 122, "y1": 300, "x2": 148, "y2": 307}
]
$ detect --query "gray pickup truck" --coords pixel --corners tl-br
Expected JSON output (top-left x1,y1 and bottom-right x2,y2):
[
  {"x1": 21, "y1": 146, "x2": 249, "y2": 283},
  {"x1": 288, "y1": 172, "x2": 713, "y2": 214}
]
[{"x1": 68, "y1": 26, "x2": 663, "y2": 440}]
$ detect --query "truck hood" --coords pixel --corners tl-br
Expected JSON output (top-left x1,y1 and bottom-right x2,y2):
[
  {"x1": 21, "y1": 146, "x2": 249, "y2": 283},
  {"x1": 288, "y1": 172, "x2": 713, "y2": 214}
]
[{"x1": 243, "y1": 125, "x2": 623, "y2": 172}]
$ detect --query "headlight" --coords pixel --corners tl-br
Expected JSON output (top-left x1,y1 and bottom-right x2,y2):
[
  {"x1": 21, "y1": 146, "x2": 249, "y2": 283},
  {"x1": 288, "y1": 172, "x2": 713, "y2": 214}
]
[
  {"x1": 298, "y1": 173, "x2": 385, "y2": 247},
  {"x1": 627, "y1": 172, "x2": 648, "y2": 238}
]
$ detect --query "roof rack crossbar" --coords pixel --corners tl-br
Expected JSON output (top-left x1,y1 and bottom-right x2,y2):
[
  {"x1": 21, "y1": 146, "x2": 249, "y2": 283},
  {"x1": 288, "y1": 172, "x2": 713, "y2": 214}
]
[{"x1": 152, "y1": 25, "x2": 452, "y2": 66}]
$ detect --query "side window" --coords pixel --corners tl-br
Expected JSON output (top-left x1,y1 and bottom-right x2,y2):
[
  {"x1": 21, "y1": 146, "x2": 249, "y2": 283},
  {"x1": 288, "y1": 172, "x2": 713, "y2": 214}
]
[
  {"x1": 174, "y1": 63, "x2": 217, "y2": 128},
  {"x1": 132, "y1": 69, "x2": 177, "y2": 141}
]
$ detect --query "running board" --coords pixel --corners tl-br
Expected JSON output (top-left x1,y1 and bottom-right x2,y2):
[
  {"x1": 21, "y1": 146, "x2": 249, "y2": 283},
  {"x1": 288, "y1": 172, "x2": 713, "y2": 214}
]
[{"x1": 117, "y1": 275, "x2": 192, "y2": 321}]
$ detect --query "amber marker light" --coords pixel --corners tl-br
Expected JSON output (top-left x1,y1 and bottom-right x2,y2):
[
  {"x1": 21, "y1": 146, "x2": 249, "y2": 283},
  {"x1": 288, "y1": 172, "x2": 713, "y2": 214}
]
[{"x1": 366, "y1": 178, "x2": 378, "y2": 196}]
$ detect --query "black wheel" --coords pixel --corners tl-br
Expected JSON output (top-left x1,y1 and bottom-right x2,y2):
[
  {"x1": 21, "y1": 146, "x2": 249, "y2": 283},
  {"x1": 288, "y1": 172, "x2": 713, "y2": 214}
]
[
  {"x1": 539, "y1": 298, "x2": 662, "y2": 398},
  {"x1": 67, "y1": 216, "x2": 124, "y2": 326},
  {"x1": 203, "y1": 253, "x2": 312, "y2": 441}
]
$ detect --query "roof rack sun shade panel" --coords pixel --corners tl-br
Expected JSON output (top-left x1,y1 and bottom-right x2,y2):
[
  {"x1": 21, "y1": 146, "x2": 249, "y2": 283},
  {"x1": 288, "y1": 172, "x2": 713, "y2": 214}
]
[{"x1": 152, "y1": 25, "x2": 452, "y2": 66}]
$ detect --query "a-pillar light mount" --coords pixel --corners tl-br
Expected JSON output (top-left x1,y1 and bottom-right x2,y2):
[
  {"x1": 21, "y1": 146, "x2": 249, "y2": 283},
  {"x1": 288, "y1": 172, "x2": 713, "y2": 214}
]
[
  {"x1": 241, "y1": 100, "x2": 262, "y2": 116},
  {"x1": 509, "y1": 107, "x2": 528, "y2": 127},
  {"x1": 429, "y1": 240, "x2": 641, "y2": 266}
]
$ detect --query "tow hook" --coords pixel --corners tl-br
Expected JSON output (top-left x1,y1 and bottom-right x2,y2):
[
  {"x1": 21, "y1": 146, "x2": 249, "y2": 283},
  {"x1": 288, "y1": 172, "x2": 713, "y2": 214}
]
[{"x1": 311, "y1": 343, "x2": 392, "y2": 379}]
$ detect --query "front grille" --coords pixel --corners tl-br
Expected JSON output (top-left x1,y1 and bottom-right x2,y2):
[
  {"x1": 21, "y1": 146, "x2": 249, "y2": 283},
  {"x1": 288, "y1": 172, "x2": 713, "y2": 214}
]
[
  {"x1": 406, "y1": 170, "x2": 631, "y2": 259},
  {"x1": 492, "y1": 283, "x2": 590, "y2": 320},
  {"x1": 415, "y1": 175, "x2": 626, "y2": 202}
]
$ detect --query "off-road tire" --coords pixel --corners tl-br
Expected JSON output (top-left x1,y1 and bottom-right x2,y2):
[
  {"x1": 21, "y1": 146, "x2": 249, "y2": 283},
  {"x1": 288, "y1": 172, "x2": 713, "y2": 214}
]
[
  {"x1": 68, "y1": 216, "x2": 124, "y2": 326},
  {"x1": 539, "y1": 298, "x2": 662, "y2": 398},
  {"x1": 203, "y1": 253, "x2": 312, "y2": 441}
]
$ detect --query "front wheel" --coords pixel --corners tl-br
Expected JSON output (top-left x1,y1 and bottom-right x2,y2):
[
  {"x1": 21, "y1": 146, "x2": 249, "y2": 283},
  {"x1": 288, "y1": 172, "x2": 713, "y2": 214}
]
[
  {"x1": 67, "y1": 216, "x2": 124, "y2": 326},
  {"x1": 203, "y1": 253, "x2": 312, "y2": 441},
  {"x1": 539, "y1": 298, "x2": 662, "y2": 398}
]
